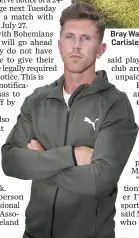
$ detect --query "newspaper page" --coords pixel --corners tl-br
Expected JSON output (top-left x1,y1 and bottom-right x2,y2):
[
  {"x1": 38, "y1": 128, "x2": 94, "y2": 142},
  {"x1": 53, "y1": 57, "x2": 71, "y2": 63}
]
[
  {"x1": 0, "y1": 0, "x2": 139, "y2": 238},
  {"x1": 0, "y1": 1, "x2": 71, "y2": 237}
]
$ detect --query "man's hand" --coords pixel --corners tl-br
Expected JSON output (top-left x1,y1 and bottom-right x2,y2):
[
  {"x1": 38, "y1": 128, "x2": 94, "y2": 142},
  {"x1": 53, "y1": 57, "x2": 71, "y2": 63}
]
[
  {"x1": 74, "y1": 146, "x2": 94, "y2": 166},
  {"x1": 27, "y1": 139, "x2": 45, "y2": 151}
]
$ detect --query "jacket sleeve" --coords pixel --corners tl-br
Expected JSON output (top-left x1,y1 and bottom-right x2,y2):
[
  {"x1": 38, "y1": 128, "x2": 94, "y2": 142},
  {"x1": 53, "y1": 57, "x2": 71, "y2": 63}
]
[
  {"x1": 46, "y1": 93, "x2": 138, "y2": 196},
  {"x1": 1, "y1": 92, "x2": 75, "y2": 180}
]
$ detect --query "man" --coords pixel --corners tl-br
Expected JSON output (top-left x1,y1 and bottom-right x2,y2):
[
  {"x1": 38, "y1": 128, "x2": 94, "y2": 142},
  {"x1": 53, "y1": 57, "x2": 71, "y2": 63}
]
[{"x1": 1, "y1": 2, "x2": 138, "y2": 238}]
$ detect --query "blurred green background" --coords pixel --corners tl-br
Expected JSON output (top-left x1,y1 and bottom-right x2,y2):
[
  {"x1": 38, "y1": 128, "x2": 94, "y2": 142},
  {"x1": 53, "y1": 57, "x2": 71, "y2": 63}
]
[{"x1": 72, "y1": 0, "x2": 139, "y2": 28}]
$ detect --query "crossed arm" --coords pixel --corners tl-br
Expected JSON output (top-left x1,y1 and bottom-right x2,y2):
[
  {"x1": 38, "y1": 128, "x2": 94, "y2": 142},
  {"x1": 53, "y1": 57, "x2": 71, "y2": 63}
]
[
  {"x1": 28, "y1": 139, "x2": 93, "y2": 166},
  {"x1": 1, "y1": 94, "x2": 138, "y2": 196}
]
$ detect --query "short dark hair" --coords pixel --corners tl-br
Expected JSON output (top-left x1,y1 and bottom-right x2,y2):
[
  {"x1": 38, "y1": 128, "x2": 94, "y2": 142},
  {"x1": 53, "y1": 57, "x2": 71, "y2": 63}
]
[{"x1": 60, "y1": 2, "x2": 106, "y2": 42}]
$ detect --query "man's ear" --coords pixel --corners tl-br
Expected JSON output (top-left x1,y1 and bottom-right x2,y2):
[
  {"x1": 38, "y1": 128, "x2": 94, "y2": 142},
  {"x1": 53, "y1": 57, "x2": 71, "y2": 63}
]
[{"x1": 97, "y1": 43, "x2": 107, "y2": 59}]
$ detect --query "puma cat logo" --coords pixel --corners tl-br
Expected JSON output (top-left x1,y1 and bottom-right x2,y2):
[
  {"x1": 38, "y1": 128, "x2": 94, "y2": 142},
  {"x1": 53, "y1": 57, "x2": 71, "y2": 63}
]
[{"x1": 84, "y1": 117, "x2": 99, "y2": 130}]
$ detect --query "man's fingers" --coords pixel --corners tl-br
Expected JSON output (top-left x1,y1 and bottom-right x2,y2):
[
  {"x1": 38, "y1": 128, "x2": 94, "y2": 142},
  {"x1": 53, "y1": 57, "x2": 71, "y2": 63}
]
[
  {"x1": 27, "y1": 143, "x2": 33, "y2": 149},
  {"x1": 30, "y1": 139, "x2": 38, "y2": 144},
  {"x1": 28, "y1": 139, "x2": 45, "y2": 151}
]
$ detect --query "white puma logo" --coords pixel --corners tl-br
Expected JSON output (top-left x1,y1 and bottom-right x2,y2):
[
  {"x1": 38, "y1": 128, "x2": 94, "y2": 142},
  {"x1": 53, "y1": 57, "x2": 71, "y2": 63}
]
[{"x1": 84, "y1": 117, "x2": 99, "y2": 130}]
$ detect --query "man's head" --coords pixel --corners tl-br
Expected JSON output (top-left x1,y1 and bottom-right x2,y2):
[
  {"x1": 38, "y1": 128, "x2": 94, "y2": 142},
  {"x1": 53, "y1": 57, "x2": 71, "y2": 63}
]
[
  {"x1": 58, "y1": 2, "x2": 106, "y2": 74},
  {"x1": 60, "y1": 2, "x2": 106, "y2": 43}
]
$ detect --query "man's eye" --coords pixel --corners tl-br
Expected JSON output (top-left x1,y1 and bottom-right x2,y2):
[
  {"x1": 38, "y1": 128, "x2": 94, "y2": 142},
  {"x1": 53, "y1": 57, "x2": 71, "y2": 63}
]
[
  {"x1": 82, "y1": 36, "x2": 90, "y2": 40},
  {"x1": 65, "y1": 35, "x2": 73, "y2": 39}
]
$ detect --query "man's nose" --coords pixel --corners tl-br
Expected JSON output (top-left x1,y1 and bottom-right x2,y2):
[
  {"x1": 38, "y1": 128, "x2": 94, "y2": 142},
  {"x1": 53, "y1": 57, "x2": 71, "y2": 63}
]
[{"x1": 73, "y1": 38, "x2": 82, "y2": 50}]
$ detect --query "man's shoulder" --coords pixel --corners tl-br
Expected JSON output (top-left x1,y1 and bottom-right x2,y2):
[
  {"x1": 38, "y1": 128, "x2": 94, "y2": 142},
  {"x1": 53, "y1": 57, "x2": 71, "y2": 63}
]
[
  {"x1": 96, "y1": 70, "x2": 129, "y2": 106},
  {"x1": 21, "y1": 78, "x2": 59, "y2": 112},
  {"x1": 33, "y1": 79, "x2": 57, "y2": 100},
  {"x1": 102, "y1": 85, "x2": 128, "y2": 106}
]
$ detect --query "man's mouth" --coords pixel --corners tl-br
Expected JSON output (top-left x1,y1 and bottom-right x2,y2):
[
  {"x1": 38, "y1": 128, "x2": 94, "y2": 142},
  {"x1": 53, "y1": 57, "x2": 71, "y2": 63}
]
[{"x1": 70, "y1": 55, "x2": 82, "y2": 59}]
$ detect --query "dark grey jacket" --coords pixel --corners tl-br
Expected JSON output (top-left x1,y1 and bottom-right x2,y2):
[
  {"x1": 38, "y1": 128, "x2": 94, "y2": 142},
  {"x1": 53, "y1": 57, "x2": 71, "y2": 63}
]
[{"x1": 1, "y1": 70, "x2": 138, "y2": 238}]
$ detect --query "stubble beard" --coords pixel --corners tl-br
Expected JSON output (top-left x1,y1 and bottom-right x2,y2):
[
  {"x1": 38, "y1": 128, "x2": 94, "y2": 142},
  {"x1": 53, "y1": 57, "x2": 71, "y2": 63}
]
[{"x1": 64, "y1": 60, "x2": 94, "y2": 74}]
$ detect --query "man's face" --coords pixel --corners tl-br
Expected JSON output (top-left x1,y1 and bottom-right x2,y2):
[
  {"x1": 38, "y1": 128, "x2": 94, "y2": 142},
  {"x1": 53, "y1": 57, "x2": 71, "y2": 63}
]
[{"x1": 58, "y1": 19, "x2": 106, "y2": 73}]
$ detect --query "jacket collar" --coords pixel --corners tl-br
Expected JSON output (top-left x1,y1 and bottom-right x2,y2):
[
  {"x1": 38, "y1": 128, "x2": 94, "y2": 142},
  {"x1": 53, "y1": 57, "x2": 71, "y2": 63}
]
[
  {"x1": 47, "y1": 75, "x2": 65, "y2": 101},
  {"x1": 78, "y1": 70, "x2": 115, "y2": 97},
  {"x1": 47, "y1": 70, "x2": 115, "y2": 101}
]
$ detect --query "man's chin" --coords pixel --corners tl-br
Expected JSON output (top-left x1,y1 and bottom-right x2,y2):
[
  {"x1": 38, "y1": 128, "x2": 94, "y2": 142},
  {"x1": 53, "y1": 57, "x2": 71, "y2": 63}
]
[{"x1": 66, "y1": 66, "x2": 85, "y2": 74}]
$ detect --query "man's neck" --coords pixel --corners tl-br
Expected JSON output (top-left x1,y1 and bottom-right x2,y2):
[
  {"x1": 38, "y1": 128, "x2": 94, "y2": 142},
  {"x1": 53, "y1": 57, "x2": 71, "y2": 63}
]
[{"x1": 64, "y1": 67, "x2": 96, "y2": 94}]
